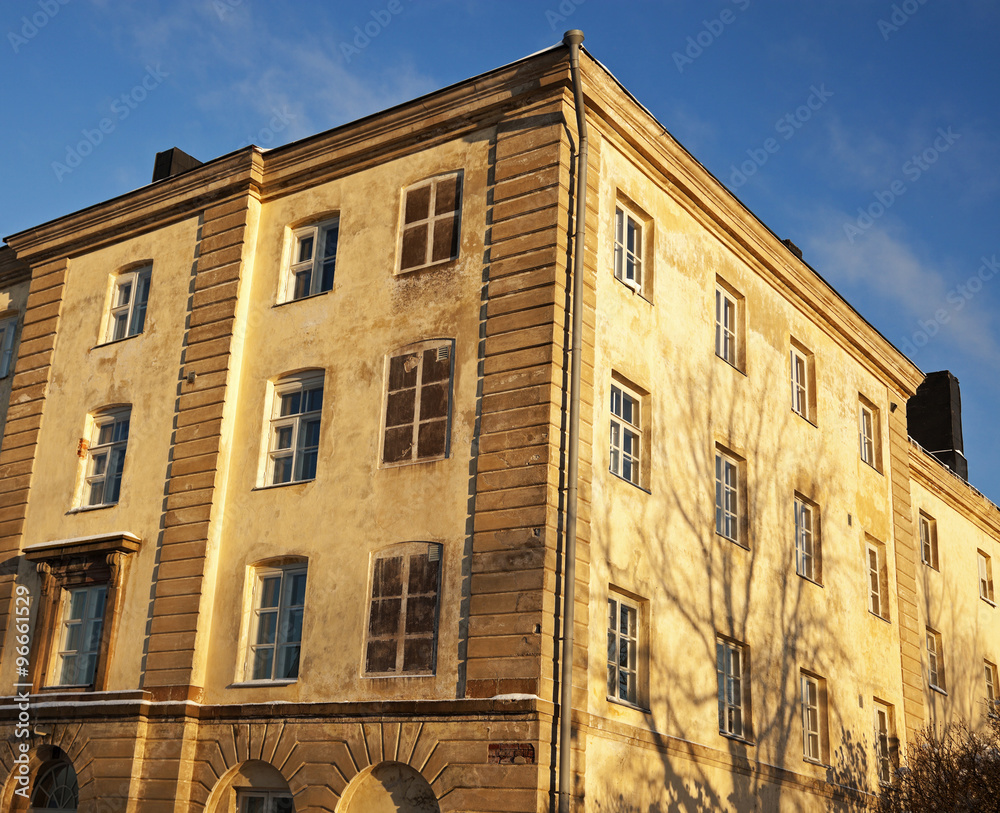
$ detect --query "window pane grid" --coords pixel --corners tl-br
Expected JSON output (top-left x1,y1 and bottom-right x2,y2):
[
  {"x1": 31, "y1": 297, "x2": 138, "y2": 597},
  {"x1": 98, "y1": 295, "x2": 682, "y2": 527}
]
[
  {"x1": 795, "y1": 499, "x2": 816, "y2": 581},
  {"x1": 715, "y1": 289, "x2": 737, "y2": 364},
  {"x1": 86, "y1": 410, "x2": 130, "y2": 506},
  {"x1": 875, "y1": 704, "x2": 892, "y2": 785},
  {"x1": 57, "y1": 585, "x2": 107, "y2": 686},
  {"x1": 250, "y1": 567, "x2": 307, "y2": 681},
  {"x1": 609, "y1": 384, "x2": 641, "y2": 485},
  {"x1": 716, "y1": 639, "x2": 746, "y2": 738},
  {"x1": 614, "y1": 207, "x2": 642, "y2": 290},
  {"x1": 268, "y1": 377, "x2": 323, "y2": 484},
  {"x1": 860, "y1": 403, "x2": 876, "y2": 466},
  {"x1": 791, "y1": 349, "x2": 808, "y2": 418},
  {"x1": 288, "y1": 220, "x2": 339, "y2": 300},
  {"x1": 979, "y1": 552, "x2": 995, "y2": 602},
  {"x1": 400, "y1": 174, "x2": 462, "y2": 272},
  {"x1": 107, "y1": 266, "x2": 151, "y2": 342},
  {"x1": 715, "y1": 453, "x2": 739, "y2": 542},
  {"x1": 801, "y1": 674, "x2": 821, "y2": 762},
  {"x1": 608, "y1": 597, "x2": 639, "y2": 705}
]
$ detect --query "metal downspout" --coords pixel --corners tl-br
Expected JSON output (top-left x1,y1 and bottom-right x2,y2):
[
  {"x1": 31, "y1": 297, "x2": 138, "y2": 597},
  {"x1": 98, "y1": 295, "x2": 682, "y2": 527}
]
[{"x1": 559, "y1": 28, "x2": 587, "y2": 813}]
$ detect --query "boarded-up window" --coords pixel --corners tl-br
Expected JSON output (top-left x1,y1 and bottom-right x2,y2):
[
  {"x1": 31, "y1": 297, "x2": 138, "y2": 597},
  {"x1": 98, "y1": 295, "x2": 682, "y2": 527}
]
[
  {"x1": 365, "y1": 543, "x2": 441, "y2": 675},
  {"x1": 399, "y1": 173, "x2": 462, "y2": 272},
  {"x1": 382, "y1": 341, "x2": 453, "y2": 465}
]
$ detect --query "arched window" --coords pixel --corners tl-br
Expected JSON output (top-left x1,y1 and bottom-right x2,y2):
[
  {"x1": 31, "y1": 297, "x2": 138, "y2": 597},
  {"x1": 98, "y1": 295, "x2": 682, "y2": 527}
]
[
  {"x1": 263, "y1": 372, "x2": 324, "y2": 485},
  {"x1": 29, "y1": 759, "x2": 79, "y2": 812}
]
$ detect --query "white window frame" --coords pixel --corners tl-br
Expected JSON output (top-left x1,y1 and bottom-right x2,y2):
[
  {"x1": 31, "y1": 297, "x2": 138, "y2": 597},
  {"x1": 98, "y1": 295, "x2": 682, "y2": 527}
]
[
  {"x1": 716, "y1": 638, "x2": 748, "y2": 740},
  {"x1": 54, "y1": 584, "x2": 107, "y2": 687},
  {"x1": 926, "y1": 628, "x2": 945, "y2": 692},
  {"x1": 919, "y1": 513, "x2": 938, "y2": 570},
  {"x1": 794, "y1": 496, "x2": 819, "y2": 583},
  {"x1": 610, "y1": 382, "x2": 642, "y2": 486},
  {"x1": 790, "y1": 343, "x2": 813, "y2": 422},
  {"x1": 613, "y1": 204, "x2": 644, "y2": 293},
  {"x1": 607, "y1": 592, "x2": 641, "y2": 707},
  {"x1": 236, "y1": 789, "x2": 294, "y2": 813},
  {"x1": 715, "y1": 449, "x2": 741, "y2": 544},
  {"x1": 283, "y1": 217, "x2": 339, "y2": 302},
  {"x1": 867, "y1": 540, "x2": 889, "y2": 621},
  {"x1": 0, "y1": 314, "x2": 17, "y2": 378},
  {"x1": 246, "y1": 564, "x2": 307, "y2": 683},
  {"x1": 398, "y1": 172, "x2": 463, "y2": 273},
  {"x1": 874, "y1": 700, "x2": 894, "y2": 785},
  {"x1": 986, "y1": 659, "x2": 998, "y2": 705},
  {"x1": 859, "y1": 398, "x2": 880, "y2": 469},
  {"x1": 714, "y1": 287, "x2": 738, "y2": 366},
  {"x1": 979, "y1": 550, "x2": 995, "y2": 604},
  {"x1": 801, "y1": 672, "x2": 824, "y2": 764},
  {"x1": 106, "y1": 265, "x2": 151, "y2": 342},
  {"x1": 84, "y1": 408, "x2": 130, "y2": 507},
  {"x1": 265, "y1": 373, "x2": 324, "y2": 485}
]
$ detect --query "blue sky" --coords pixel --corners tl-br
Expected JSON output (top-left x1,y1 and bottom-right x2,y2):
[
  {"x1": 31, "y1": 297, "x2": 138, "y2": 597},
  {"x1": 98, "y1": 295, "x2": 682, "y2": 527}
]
[{"x1": 3, "y1": 0, "x2": 999, "y2": 502}]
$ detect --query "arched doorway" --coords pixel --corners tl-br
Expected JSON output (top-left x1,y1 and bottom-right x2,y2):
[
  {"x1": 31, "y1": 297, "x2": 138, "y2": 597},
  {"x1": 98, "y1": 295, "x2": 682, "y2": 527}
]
[
  {"x1": 28, "y1": 757, "x2": 79, "y2": 813},
  {"x1": 339, "y1": 762, "x2": 440, "y2": 813},
  {"x1": 204, "y1": 760, "x2": 294, "y2": 813}
]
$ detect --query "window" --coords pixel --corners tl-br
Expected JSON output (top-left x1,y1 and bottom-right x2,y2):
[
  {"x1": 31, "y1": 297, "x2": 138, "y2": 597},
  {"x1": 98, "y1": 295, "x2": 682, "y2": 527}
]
[
  {"x1": 794, "y1": 496, "x2": 820, "y2": 583},
  {"x1": 266, "y1": 373, "x2": 324, "y2": 485},
  {"x1": 715, "y1": 448, "x2": 744, "y2": 545},
  {"x1": 382, "y1": 341, "x2": 453, "y2": 465},
  {"x1": 716, "y1": 638, "x2": 749, "y2": 739},
  {"x1": 29, "y1": 759, "x2": 79, "y2": 812},
  {"x1": 247, "y1": 564, "x2": 307, "y2": 682},
  {"x1": 84, "y1": 407, "x2": 130, "y2": 507},
  {"x1": 608, "y1": 592, "x2": 641, "y2": 706},
  {"x1": 926, "y1": 628, "x2": 945, "y2": 692},
  {"x1": 874, "y1": 700, "x2": 895, "y2": 785},
  {"x1": 979, "y1": 550, "x2": 995, "y2": 603},
  {"x1": 614, "y1": 204, "x2": 644, "y2": 293},
  {"x1": 859, "y1": 397, "x2": 881, "y2": 469},
  {"x1": 800, "y1": 671, "x2": 826, "y2": 763},
  {"x1": 610, "y1": 381, "x2": 642, "y2": 486},
  {"x1": 55, "y1": 585, "x2": 107, "y2": 686},
  {"x1": 237, "y1": 790, "x2": 294, "y2": 813},
  {"x1": 283, "y1": 218, "x2": 338, "y2": 301},
  {"x1": 25, "y1": 532, "x2": 139, "y2": 693},
  {"x1": 106, "y1": 264, "x2": 151, "y2": 342},
  {"x1": 364, "y1": 543, "x2": 441, "y2": 676},
  {"x1": 0, "y1": 313, "x2": 17, "y2": 378},
  {"x1": 919, "y1": 512, "x2": 938, "y2": 570},
  {"x1": 985, "y1": 659, "x2": 998, "y2": 706},
  {"x1": 790, "y1": 341, "x2": 815, "y2": 422},
  {"x1": 399, "y1": 172, "x2": 462, "y2": 273},
  {"x1": 867, "y1": 539, "x2": 889, "y2": 621}
]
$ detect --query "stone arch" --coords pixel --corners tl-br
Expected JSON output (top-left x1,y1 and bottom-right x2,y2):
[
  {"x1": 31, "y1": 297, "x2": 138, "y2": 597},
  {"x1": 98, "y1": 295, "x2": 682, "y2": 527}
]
[
  {"x1": 204, "y1": 759, "x2": 295, "y2": 813},
  {"x1": 2, "y1": 745, "x2": 79, "y2": 813},
  {"x1": 338, "y1": 761, "x2": 440, "y2": 813}
]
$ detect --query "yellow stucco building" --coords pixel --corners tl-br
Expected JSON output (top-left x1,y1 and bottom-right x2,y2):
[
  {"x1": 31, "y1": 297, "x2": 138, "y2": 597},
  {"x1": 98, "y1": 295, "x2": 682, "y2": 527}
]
[{"x1": 0, "y1": 35, "x2": 997, "y2": 812}]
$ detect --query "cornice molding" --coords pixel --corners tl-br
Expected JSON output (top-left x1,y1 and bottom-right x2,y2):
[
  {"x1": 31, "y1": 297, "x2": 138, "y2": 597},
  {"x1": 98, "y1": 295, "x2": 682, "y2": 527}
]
[{"x1": 909, "y1": 441, "x2": 1000, "y2": 539}]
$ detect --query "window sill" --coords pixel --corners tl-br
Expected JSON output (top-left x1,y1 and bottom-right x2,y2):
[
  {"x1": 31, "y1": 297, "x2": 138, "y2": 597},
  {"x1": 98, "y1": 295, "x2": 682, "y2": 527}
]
[
  {"x1": 929, "y1": 684, "x2": 948, "y2": 696},
  {"x1": 39, "y1": 684, "x2": 95, "y2": 693},
  {"x1": 717, "y1": 533, "x2": 749, "y2": 551},
  {"x1": 68, "y1": 503, "x2": 117, "y2": 514},
  {"x1": 715, "y1": 355, "x2": 746, "y2": 377},
  {"x1": 395, "y1": 255, "x2": 460, "y2": 278},
  {"x1": 609, "y1": 470, "x2": 651, "y2": 494},
  {"x1": 868, "y1": 611, "x2": 892, "y2": 625},
  {"x1": 803, "y1": 756, "x2": 828, "y2": 768},
  {"x1": 363, "y1": 672, "x2": 436, "y2": 680},
  {"x1": 379, "y1": 455, "x2": 449, "y2": 470},
  {"x1": 981, "y1": 596, "x2": 996, "y2": 608},
  {"x1": 229, "y1": 680, "x2": 298, "y2": 688},
  {"x1": 720, "y1": 732, "x2": 755, "y2": 747},
  {"x1": 252, "y1": 479, "x2": 315, "y2": 492},
  {"x1": 796, "y1": 573, "x2": 824, "y2": 588},
  {"x1": 92, "y1": 333, "x2": 142, "y2": 350},
  {"x1": 606, "y1": 696, "x2": 647, "y2": 712},
  {"x1": 274, "y1": 290, "x2": 332, "y2": 308},
  {"x1": 861, "y1": 460, "x2": 883, "y2": 476},
  {"x1": 613, "y1": 276, "x2": 652, "y2": 304},
  {"x1": 791, "y1": 409, "x2": 817, "y2": 428}
]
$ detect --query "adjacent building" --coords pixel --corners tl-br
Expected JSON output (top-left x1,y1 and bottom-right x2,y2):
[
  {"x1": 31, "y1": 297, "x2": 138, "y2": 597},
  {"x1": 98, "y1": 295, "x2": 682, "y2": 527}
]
[{"x1": 0, "y1": 35, "x2": 997, "y2": 812}]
